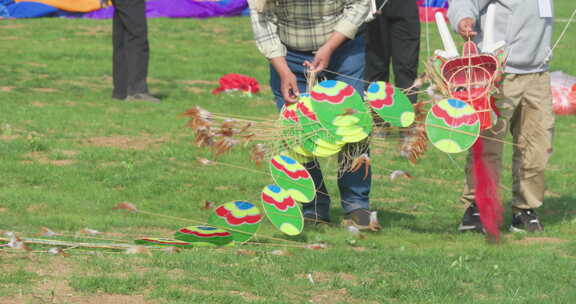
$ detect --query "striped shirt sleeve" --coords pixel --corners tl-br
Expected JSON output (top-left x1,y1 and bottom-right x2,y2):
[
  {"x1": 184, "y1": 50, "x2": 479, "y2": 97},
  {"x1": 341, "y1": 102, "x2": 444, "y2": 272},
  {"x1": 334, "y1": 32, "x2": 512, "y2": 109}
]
[
  {"x1": 249, "y1": 1, "x2": 287, "y2": 59},
  {"x1": 334, "y1": 0, "x2": 371, "y2": 39}
]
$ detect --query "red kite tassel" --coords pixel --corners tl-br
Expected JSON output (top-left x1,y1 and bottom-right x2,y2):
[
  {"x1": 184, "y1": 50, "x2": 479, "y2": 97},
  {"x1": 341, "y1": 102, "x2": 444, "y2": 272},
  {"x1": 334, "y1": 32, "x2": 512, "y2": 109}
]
[{"x1": 472, "y1": 139, "x2": 503, "y2": 241}]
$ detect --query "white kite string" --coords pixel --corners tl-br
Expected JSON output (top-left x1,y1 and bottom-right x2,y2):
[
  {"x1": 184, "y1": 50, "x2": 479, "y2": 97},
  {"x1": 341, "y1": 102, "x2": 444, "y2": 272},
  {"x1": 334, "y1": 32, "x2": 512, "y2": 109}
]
[{"x1": 539, "y1": 6, "x2": 576, "y2": 70}]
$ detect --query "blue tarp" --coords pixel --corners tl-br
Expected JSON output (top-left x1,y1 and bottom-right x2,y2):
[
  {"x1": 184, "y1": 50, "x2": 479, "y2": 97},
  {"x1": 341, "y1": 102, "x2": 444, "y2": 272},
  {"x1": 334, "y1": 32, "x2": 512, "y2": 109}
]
[
  {"x1": 421, "y1": 0, "x2": 448, "y2": 8},
  {"x1": 1, "y1": 0, "x2": 248, "y2": 19},
  {"x1": 1, "y1": 1, "x2": 59, "y2": 18}
]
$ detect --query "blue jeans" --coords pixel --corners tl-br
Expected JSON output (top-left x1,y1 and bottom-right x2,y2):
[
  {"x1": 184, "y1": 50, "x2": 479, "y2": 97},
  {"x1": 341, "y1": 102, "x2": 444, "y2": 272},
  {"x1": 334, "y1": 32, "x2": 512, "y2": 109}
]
[{"x1": 269, "y1": 36, "x2": 371, "y2": 221}]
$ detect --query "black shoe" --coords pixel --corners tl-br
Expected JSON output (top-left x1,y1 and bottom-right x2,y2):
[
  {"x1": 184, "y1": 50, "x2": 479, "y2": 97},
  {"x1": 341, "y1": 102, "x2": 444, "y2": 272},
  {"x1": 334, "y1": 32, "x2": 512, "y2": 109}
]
[
  {"x1": 510, "y1": 209, "x2": 544, "y2": 233},
  {"x1": 344, "y1": 209, "x2": 381, "y2": 231},
  {"x1": 126, "y1": 93, "x2": 161, "y2": 103},
  {"x1": 458, "y1": 204, "x2": 485, "y2": 233}
]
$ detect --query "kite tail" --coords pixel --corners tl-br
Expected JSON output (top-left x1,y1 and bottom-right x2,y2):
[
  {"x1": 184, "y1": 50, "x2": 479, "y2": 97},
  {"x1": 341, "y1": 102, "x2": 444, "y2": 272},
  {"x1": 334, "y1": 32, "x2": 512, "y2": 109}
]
[{"x1": 472, "y1": 139, "x2": 503, "y2": 240}]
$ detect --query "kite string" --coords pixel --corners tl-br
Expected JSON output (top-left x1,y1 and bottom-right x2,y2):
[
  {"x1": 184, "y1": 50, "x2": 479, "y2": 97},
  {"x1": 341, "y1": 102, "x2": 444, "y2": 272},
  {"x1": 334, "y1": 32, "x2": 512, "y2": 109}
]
[
  {"x1": 539, "y1": 6, "x2": 576, "y2": 70},
  {"x1": 321, "y1": 68, "x2": 428, "y2": 97}
]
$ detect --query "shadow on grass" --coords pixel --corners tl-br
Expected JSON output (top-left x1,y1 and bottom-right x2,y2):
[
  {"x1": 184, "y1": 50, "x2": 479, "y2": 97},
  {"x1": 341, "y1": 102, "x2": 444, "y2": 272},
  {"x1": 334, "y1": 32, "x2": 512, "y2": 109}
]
[
  {"x1": 538, "y1": 196, "x2": 576, "y2": 226},
  {"x1": 262, "y1": 196, "x2": 575, "y2": 241}
]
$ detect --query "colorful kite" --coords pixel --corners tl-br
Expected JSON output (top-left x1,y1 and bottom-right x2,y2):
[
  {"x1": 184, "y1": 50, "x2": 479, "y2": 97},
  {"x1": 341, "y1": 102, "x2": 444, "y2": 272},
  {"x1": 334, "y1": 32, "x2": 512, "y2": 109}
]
[
  {"x1": 207, "y1": 201, "x2": 263, "y2": 243},
  {"x1": 260, "y1": 184, "x2": 304, "y2": 236}
]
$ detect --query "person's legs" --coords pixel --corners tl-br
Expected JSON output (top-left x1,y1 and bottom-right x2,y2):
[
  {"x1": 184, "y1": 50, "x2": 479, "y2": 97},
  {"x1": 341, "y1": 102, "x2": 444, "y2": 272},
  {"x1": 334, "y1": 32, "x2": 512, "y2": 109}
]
[
  {"x1": 269, "y1": 50, "x2": 332, "y2": 221},
  {"x1": 113, "y1": 0, "x2": 150, "y2": 96},
  {"x1": 510, "y1": 72, "x2": 555, "y2": 210},
  {"x1": 338, "y1": 143, "x2": 371, "y2": 213},
  {"x1": 111, "y1": 0, "x2": 128, "y2": 99},
  {"x1": 389, "y1": 15, "x2": 420, "y2": 103},
  {"x1": 460, "y1": 128, "x2": 506, "y2": 207},
  {"x1": 364, "y1": 15, "x2": 391, "y2": 84},
  {"x1": 302, "y1": 160, "x2": 332, "y2": 222},
  {"x1": 459, "y1": 74, "x2": 521, "y2": 231}
]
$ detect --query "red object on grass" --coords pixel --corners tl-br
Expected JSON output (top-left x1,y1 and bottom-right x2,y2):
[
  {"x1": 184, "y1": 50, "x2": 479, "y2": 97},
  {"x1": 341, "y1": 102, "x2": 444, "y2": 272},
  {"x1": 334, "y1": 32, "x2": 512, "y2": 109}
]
[{"x1": 212, "y1": 73, "x2": 260, "y2": 95}]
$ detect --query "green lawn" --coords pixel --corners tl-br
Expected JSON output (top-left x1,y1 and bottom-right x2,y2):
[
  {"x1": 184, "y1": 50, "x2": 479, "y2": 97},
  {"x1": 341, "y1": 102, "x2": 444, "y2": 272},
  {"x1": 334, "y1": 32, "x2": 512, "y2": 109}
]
[{"x1": 1, "y1": 3, "x2": 576, "y2": 303}]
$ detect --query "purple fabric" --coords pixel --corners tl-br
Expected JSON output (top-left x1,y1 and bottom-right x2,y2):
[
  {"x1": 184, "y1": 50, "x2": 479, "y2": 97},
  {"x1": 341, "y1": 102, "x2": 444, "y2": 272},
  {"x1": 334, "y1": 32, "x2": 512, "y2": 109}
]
[{"x1": 75, "y1": 0, "x2": 247, "y2": 19}]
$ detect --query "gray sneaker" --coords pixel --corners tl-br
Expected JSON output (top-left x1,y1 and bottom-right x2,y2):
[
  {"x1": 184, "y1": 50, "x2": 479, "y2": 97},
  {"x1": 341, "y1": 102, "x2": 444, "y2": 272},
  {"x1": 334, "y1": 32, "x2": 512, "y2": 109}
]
[
  {"x1": 343, "y1": 209, "x2": 381, "y2": 231},
  {"x1": 510, "y1": 209, "x2": 544, "y2": 233},
  {"x1": 126, "y1": 93, "x2": 161, "y2": 103}
]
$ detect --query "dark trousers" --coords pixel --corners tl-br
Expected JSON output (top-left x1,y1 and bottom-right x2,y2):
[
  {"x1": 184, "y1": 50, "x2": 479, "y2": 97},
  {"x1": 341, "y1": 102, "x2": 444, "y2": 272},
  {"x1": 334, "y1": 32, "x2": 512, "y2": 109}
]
[
  {"x1": 365, "y1": 0, "x2": 420, "y2": 103},
  {"x1": 111, "y1": 0, "x2": 150, "y2": 99}
]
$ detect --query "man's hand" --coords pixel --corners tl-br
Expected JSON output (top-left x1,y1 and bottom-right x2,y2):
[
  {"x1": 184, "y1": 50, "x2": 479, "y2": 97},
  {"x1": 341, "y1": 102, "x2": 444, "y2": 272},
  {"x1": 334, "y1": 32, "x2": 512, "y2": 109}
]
[
  {"x1": 279, "y1": 70, "x2": 300, "y2": 104},
  {"x1": 304, "y1": 46, "x2": 333, "y2": 73},
  {"x1": 457, "y1": 18, "x2": 477, "y2": 40},
  {"x1": 270, "y1": 57, "x2": 300, "y2": 104},
  {"x1": 304, "y1": 31, "x2": 348, "y2": 73}
]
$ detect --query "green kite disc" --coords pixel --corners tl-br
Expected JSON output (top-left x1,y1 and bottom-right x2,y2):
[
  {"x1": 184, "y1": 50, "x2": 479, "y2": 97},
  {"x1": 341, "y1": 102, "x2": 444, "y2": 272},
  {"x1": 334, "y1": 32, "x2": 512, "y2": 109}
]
[
  {"x1": 296, "y1": 93, "x2": 344, "y2": 157},
  {"x1": 173, "y1": 226, "x2": 233, "y2": 246},
  {"x1": 279, "y1": 103, "x2": 311, "y2": 157},
  {"x1": 365, "y1": 81, "x2": 415, "y2": 127},
  {"x1": 425, "y1": 98, "x2": 480, "y2": 153},
  {"x1": 207, "y1": 201, "x2": 263, "y2": 243},
  {"x1": 309, "y1": 80, "x2": 372, "y2": 143},
  {"x1": 269, "y1": 154, "x2": 315, "y2": 203},
  {"x1": 261, "y1": 185, "x2": 304, "y2": 236}
]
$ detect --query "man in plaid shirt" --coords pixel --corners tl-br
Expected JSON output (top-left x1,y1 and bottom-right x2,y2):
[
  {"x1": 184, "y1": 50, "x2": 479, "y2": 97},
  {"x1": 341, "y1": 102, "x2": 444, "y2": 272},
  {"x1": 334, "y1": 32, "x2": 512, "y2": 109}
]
[{"x1": 248, "y1": 0, "x2": 378, "y2": 230}]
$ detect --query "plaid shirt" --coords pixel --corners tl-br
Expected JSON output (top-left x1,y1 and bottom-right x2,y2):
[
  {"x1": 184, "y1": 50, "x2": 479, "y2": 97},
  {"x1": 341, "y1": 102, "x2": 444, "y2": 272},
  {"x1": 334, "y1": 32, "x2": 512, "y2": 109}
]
[{"x1": 248, "y1": 0, "x2": 370, "y2": 59}]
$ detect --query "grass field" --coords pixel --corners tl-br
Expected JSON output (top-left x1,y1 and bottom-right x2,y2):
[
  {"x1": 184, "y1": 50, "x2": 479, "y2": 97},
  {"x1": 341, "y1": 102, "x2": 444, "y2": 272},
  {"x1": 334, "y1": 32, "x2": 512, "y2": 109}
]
[{"x1": 1, "y1": 3, "x2": 576, "y2": 303}]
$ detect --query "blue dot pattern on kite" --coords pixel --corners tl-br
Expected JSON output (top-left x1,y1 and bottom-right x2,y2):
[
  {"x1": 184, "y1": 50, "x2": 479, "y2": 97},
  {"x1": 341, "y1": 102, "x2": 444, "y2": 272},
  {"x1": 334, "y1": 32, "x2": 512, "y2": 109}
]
[
  {"x1": 235, "y1": 201, "x2": 254, "y2": 210},
  {"x1": 280, "y1": 155, "x2": 297, "y2": 165},
  {"x1": 269, "y1": 185, "x2": 282, "y2": 193},
  {"x1": 367, "y1": 82, "x2": 380, "y2": 93},
  {"x1": 197, "y1": 226, "x2": 217, "y2": 231},
  {"x1": 448, "y1": 98, "x2": 467, "y2": 108},
  {"x1": 321, "y1": 80, "x2": 337, "y2": 88}
]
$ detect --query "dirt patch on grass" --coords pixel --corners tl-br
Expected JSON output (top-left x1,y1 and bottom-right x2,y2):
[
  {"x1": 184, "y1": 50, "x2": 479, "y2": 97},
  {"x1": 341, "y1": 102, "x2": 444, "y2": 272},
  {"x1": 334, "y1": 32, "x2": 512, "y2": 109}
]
[
  {"x1": 179, "y1": 80, "x2": 218, "y2": 85},
  {"x1": 48, "y1": 159, "x2": 75, "y2": 166},
  {"x1": 31, "y1": 88, "x2": 58, "y2": 93},
  {"x1": 74, "y1": 25, "x2": 111, "y2": 36},
  {"x1": 0, "y1": 135, "x2": 19, "y2": 141},
  {"x1": 510, "y1": 237, "x2": 567, "y2": 245},
  {"x1": 0, "y1": 207, "x2": 7, "y2": 213},
  {"x1": 185, "y1": 87, "x2": 206, "y2": 94},
  {"x1": 69, "y1": 294, "x2": 149, "y2": 304},
  {"x1": 61, "y1": 150, "x2": 79, "y2": 157},
  {"x1": 26, "y1": 203, "x2": 48, "y2": 213},
  {"x1": 3, "y1": 293, "x2": 149, "y2": 304},
  {"x1": 0, "y1": 257, "x2": 83, "y2": 304},
  {"x1": 86, "y1": 135, "x2": 168, "y2": 150},
  {"x1": 310, "y1": 288, "x2": 372, "y2": 304},
  {"x1": 31, "y1": 101, "x2": 46, "y2": 107},
  {"x1": 229, "y1": 290, "x2": 262, "y2": 302},
  {"x1": 1, "y1": 86, "x2": 16, "y2": 92},
  {"x1": 544, "y1": 190, "x2": 562, "y2": 198},
  {"x1": 298, "y1": 272, "x2": 359, "y2": 286},
  {"x1": 26, "y1": 62, "x2": 48, "y2": 68},
  {"x1": 24, "y1": 151, "x2": 77, "y2": 166}
]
